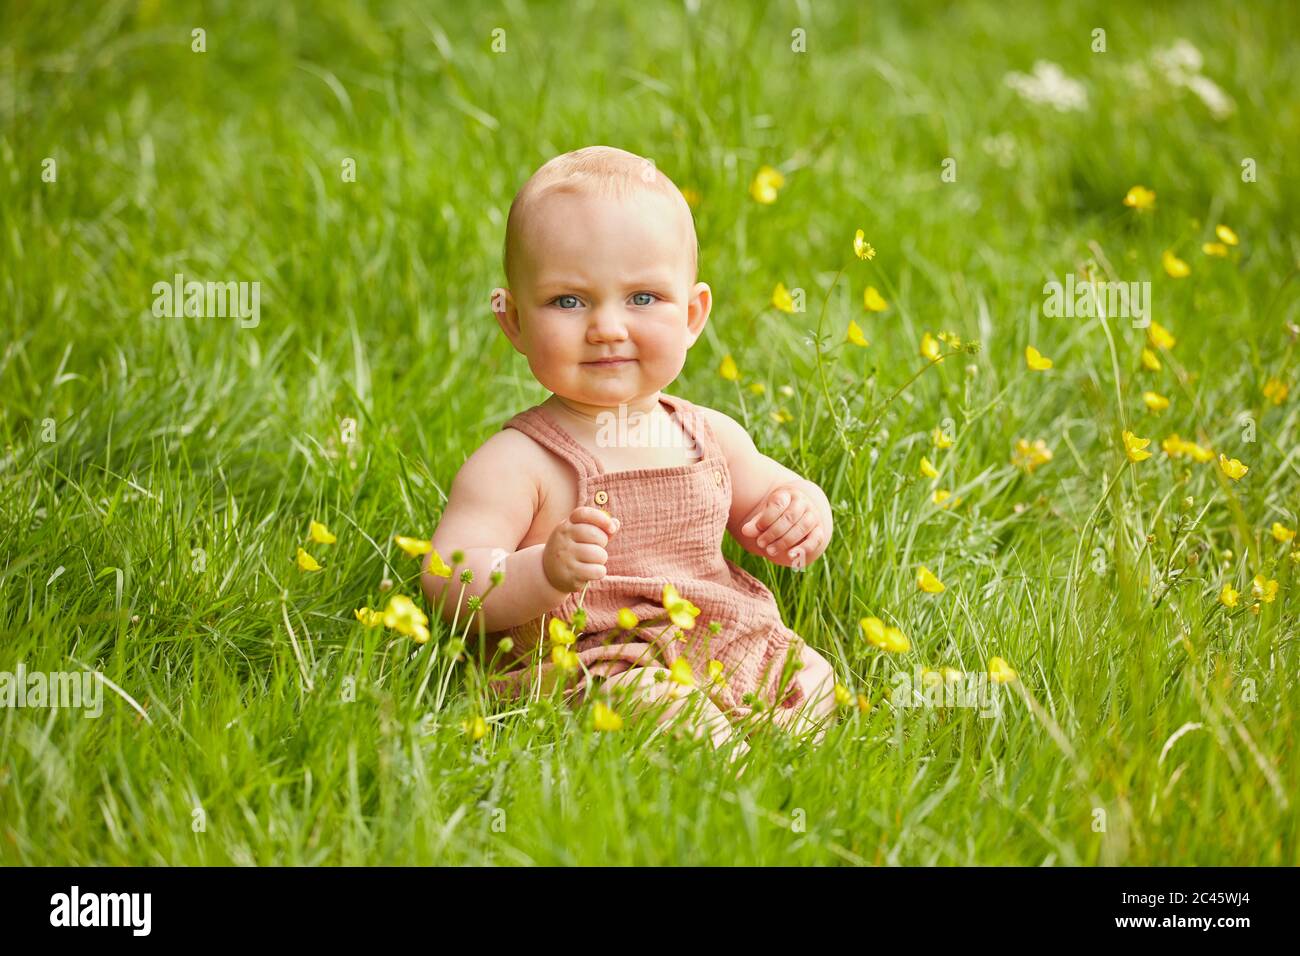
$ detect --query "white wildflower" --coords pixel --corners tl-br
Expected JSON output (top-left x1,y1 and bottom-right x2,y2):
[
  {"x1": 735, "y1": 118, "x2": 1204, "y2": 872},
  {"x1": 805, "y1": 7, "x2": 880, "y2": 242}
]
[{"x1": 1004, "y1": 61, "x2": 1089, "y2": 112}]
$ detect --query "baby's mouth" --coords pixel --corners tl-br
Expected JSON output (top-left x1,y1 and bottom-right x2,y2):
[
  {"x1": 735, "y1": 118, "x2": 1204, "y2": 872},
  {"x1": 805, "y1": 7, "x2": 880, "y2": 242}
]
[{"x1": 583, "y1": 357, "x2": 637, "y2": 367}]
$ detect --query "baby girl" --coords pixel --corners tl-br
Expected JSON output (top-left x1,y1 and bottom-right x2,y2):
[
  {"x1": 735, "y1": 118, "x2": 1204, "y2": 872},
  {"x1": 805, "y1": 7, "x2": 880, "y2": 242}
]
[{"x1": 422, "y1": 145, "x2": 838, "y2": 751}]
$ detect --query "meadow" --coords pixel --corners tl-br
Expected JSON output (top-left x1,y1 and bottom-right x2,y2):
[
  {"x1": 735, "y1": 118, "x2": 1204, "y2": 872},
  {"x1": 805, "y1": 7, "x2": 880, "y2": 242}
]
[{"x1": 1, "y1": 0, "x2": 1297, "y2": 865}]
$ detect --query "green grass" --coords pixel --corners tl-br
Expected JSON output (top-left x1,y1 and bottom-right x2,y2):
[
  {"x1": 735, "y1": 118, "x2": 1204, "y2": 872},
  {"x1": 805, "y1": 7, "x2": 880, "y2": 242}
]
[{"x1": 2, "y1": 0, "x2": 1298, "y2": 865}]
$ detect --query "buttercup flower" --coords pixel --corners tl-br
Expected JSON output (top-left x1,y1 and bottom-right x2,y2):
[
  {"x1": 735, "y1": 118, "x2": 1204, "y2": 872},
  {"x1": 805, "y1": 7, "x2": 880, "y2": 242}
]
[
  {"x1": 834, "y1": 683, "x2": 853, "y2": 707},
  {"x1": 932, "y1": 426, "x2": 954, "y2": 450},
  {"x1": 383, "y1": 594, "x2": 430, "y2": 643},
  {"x1": 1122, "y1": 430, "x2": 1152, "y2": 462},
  {"x1": 988, "y1": 657, "x2": 1018, "y2": 683},
  {"x1": 1122, "y1": 185, "x2": 1156, "y2": 211},
  {"x1": 916, "y1": 565, "x2": 946, "y2": 594},
  {"x1": 354, "y1": 607, "x2": 384, "y2": 628},
  {"x1": 1025, "y1": 345, "x2": 1053, "y2": 371},
  {"x1": 931, "y1": 489, "x2": 954, "y2": 508},
  {"x1": 1141, "y1": 348, "x2": 1162, "y2": 372},
  {"x1": 864, "y1": 286, "x2": 889, "y2": 312},
  {"x1": 309, "y1": 520, "x2": 336, "y2": 544},
  {"x1": 1162, "y1": 250, "x2": 1190, "y2": 278},
  {"x1": 1142, "y1": 391, "x2": 1170, "y2": 413},
  {"x1": 1251, "y1": 574, "x2": 1278, "y2": 604},
  {"x1": 719, "y1": 354, "x2": 739, "y2": 382},
  {"x1": 1262, "y1": 377, "x2": 1289, "y2": 405},
  {"x1": 549, "y1": 617, "x2": 577, "y2": 647},
  {"x1": 1219, "y1": 582, "x2": 1239, "y2": 608},
  {"x1": 668, "y1": 656, "x2": 696, "y2": 687},
  {"x1": 920, "y1": 332, "x2": 942, "y2": 362},
  {"x1": 1202, "y1": 242, "x2": 1228, "y2": 258},
  {"x1": 394, "y1": 535, "x2": 433, "y2": 557},
  {"x1": 1147, "y1": 321, "x2": 1176, "y2": 351},
  {"x1": 1270, "y1": 522, "x2": 1296, "y2": 544},
  {"x1": 1215, "y1": 224, "x2": 1239, "y2": 246},
  {"x1": 1012, "y1": 438, "x2": 1053, "y2": 474},
  {"x1": 860, "y1": 616, "x2": 910, "y2": 653},
  {"x1": 854, "y1": 230, "x2": 876, "y2": 260},
  {"x1": 662, "y1": 583, "x2": 701, "y2": 630},
  {"x1": 846, "y1": 319, "x2": 869, "y2": 347},
  {"x1": 1218, "y1": 454, "x2": 1249, "y2": 480},
  {"x1": 461, "y1": 716, "x2": 488, "y2": 741},
  {"x1": 749, "y1": 165, "x2": 785, "y2": 204},
  {"x1": 707, "y1": 659, "x2": 727, "y2": 687},
  {"x1": 616, "y1": 607, "x2": 639, "y2": 631},
  {"x1": 920, "y1": 456, "x2": 939, "y2": 479},
  {"x1": 296, "y1": 547, "x2": 322, "y2": 572},
  {"x1": 772, "y1": 282, "x2": 795, "y2": 313},
  {"x1": 592, "y1": 701, "x2": 623, "y2": 732},
  {"x1": 551, "y1": 645, "x2": 579, "y2": 672}
]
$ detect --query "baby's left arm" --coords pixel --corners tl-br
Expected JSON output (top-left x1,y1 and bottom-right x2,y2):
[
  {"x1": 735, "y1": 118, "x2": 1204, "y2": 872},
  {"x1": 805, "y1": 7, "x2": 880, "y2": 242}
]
[{"x1": 701, "y1": 407, "x2": 833, "y2": 569}]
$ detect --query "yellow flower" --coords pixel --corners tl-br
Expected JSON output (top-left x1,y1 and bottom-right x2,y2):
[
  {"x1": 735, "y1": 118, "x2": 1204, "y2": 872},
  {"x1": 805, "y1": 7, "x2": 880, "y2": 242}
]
[
  {"x1": 833, "y1": 683, "x2": 853, "y2": 707},
  {"x1": 1160, "y1": 434, "x2": 1214, "y2": 463},
  {"x1": 749, "y1": 165, "x2": 785, "y2": 204},
  {"x1": 383, "y1": 594, "x2": 430, "y2": 643},
  {"x1": 1024, "y1": 345, "x2": 1053, "y2": 371},
  {"x1": 393, "y1": 535, "x2": 433, "y2": 557},
  {"x1": 1162, "y1": 250, "x2": 1190, "y2": 278},
  {"x1": 1202, "y1": 242, "x2": 1228, "y2": 257},
  {"x1": 856, "y1": 693, "x2": 871, "y2": 714},
  {"x1": 1122, "y1": 430, "x2": 1152, "y2": 463},
  {"x1": 770, "y1": 407, "x2": 793, "y2": 425},
  {"x1": 461, "y1": 716, "x2": 488, "y2": 741},
  {"x1": 707, "y1": 659, "x2": 727, "y2": 687},
  {"x1": 1262, "y1": 377, "x2": 1289, "y2": 405},
  {"x1": 679, "y1": 187, "x2": 701, "y2": 209},
  {"x1": 551, "y1": 645, "x2": 579, "y2": 671},
  {"x1": 916, "y1": 565, "x2": 946, "y2": 594},
  {"x1": 748, "y1": 382, "x2": 767, "y2": 395},
  {"x1": 1219, "y1": 582, "x2": 1239, "y2": 608},
  {"x1": 772, "y1": 282, "x2": 795, "y2": 313},
  {"x1": 592, "y1": 701, "x2": 623, "y2": 732},
  {"x1": 863, "y1": 286, "x2": 889, "y2": 312},
  {"x1": 931, "y1": 489, "x2": 954, "y2": 508},
  {"x1": 1218, "y1": 454, "x2": 1249, "y2": 480},
  {"x1": 662, "y1": 583, "x2": 701, "y2": 630},
  {"x1": 1215, "y1": 224, "x2": 1239, "y2": 246},
  {"x1": 1122, "y1": 185, "x2": 1155, "y2": 211},
  {"x1": 616, "y1": 607, "x2": 639, "y2": 631},
  {"x1": 719, "y1": 354, "x2": 739, "y2": 382},
  {"x1": 988, "y1": 657, "x2": 1018, "y2": 684},
  {"x1": 296, "y1": 547, "x2": 322, "y2": 572},
  {"x1": 1142, "y1": 391, "x2": 1170, "y2": 413},
  {"x1": 846, "y1": 319, "x2": 869, "y2": 347},
  {"x1": 548, "y1": 616, "x2": 577, "y2": 647},
  {"x1": 937, "y1": 331, "x2": 962, "y2": 349},
  {"x1": 1147, "y1": 321, "x2": 1176, "y2": 351},
  {"x1": 309, "y1": 520, "x2": 336, "y2": 544},
  {"x1": 668, "y1": 656, "x2": 695, "y2": 687},
  {"x1": 919, "y1": 456, "x2": 939, "y2": 479},
  {"x1": 853, "y1": 229, "x2": 876, "y2": 260},
  {"x1": 1140, "y1": 348, "x2": 1162, "y2": 372},
  {"x1": 1251, "y1": 574, "x2": 1278, "y2": 604},
  {"x1": 1012, "y1": 438, "x2": 1053, "y2": 474},
  {"x1": 932, "y1": 426, "x2": 953, "y2": 450},
  {"x1": 940, "y1": 667, "x2": 963, "y2": 683},
  {"x1": 354, "y1": 607, "x2": 384, "y2": 628},
  {"x1": 425, "y1": 549, "x2": 453, "y2": 578},
  {"x1": 920, "y1": 332, "x2": 941, "y2": 362},
  {"x1": 860, "y1": 616, "x2": 910, "y2": 653},
  {"x1": 1270, "y1": 522, "x2": 1296, "y2": 544}
]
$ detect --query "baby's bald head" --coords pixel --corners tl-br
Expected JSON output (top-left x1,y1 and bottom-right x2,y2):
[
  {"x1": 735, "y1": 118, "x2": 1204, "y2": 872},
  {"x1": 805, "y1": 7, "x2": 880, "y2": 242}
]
[{"x1": 502, "y1": 146, "x2": 698, "y2": 290}]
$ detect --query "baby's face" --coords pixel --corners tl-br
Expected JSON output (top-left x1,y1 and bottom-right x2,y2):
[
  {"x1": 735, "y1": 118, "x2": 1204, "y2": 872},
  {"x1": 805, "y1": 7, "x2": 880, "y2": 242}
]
[{"x1": 495, "y1": 188, "x2": 711, "y2": 410}]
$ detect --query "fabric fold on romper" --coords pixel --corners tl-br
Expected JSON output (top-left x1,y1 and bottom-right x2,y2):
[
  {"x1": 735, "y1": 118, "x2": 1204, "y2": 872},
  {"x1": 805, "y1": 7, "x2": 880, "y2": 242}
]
[{"x1": 482, "y1": 392, "x2": 806, "y2": 723}]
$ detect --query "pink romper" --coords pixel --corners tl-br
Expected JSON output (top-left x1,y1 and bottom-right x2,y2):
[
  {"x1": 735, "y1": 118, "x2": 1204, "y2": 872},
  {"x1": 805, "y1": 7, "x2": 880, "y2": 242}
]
[{"x1": 483, "y1": 392, "x2": 807, "y2": 723}]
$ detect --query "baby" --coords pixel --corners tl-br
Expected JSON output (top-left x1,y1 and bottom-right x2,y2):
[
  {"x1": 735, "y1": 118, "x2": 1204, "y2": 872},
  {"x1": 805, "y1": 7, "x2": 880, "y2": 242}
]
[{"x1": 422, "y1": 145, "x2": 838, "y2": 750}]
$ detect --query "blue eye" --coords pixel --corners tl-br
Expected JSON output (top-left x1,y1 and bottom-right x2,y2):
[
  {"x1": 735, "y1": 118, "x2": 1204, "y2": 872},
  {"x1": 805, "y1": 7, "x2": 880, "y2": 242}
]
[
  {"x1": 631, "y1": 292, "x2": 658, "y2": 306},
  {"x1": 554, "y1": 295, "x2": 581, "y2": 309}
]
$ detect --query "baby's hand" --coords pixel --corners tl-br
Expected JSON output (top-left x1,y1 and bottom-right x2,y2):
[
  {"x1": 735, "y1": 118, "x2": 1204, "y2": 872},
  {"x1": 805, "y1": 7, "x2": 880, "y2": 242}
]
[
  {"x1": 740, "y1": 484, "x2": 826, "y2": 567},
  {"x1": 542, "y1": 506, "x2": 621, "y2": 593}
]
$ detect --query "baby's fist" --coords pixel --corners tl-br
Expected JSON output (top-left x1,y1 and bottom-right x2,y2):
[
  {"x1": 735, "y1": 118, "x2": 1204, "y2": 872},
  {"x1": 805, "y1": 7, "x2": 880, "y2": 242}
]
[
  {"x1": 542, "y1": 506, "x2": 620, "y2": 593},
  {"x1": 740, "y1": 484, "x2": 826, "y2": 568}
]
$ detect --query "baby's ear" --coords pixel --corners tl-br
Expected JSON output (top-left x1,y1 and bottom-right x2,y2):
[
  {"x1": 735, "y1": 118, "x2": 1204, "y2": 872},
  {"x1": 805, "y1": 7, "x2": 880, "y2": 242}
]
[
  {"x1": 686, "y1": 281, "x2": 712, "y2": 339},
  {"x1": 492, "y1": 288, "x2": 523, "y2": 343}
]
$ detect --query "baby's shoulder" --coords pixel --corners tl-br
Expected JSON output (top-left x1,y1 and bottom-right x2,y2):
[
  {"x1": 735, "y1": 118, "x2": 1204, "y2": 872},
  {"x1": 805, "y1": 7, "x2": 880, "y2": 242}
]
[{"x1": 685, "y1": 401, "x2": 753, "y2": 459}]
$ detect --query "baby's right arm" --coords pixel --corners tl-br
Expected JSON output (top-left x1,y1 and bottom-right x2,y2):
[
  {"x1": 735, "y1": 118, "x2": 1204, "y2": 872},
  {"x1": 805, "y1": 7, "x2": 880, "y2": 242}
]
[{"x1": 421, "y1": 431, "x2": 618, "y2": 634}]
